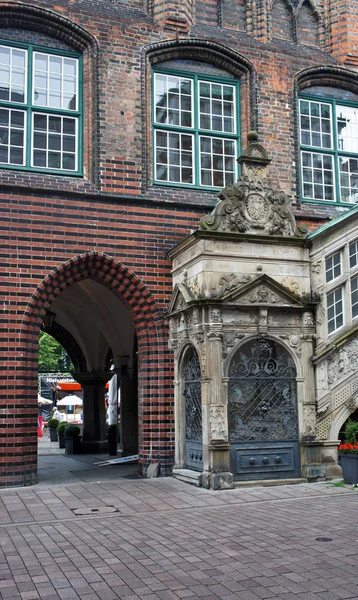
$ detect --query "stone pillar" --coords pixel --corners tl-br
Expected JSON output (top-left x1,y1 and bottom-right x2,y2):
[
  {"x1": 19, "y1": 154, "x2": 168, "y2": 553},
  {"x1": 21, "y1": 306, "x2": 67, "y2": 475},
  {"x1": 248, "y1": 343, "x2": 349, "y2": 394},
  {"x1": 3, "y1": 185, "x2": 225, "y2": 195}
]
[
  {"x1": 119, "y1": 365, "x2": 138, "y2": 456},
  {"x1": 202, "y1": 309, "x2": 234, "y2": 490},
  {"x1": 73, "y1": 371, "x2": 113, "y2": 451}
]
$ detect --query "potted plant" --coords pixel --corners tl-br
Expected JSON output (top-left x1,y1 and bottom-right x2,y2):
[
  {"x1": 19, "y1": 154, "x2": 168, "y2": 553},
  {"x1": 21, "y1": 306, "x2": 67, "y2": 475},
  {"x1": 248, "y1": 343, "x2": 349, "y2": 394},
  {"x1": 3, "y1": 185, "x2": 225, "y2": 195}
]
[
  {"x1": 64, "y1": 425, "x2": 81, "y2": 454},
  {"x1": 338, "y1": 420, "x2": 358, "y2": 484},
  {"x1": 47, "y1": 418, "x2": 60, "y2": 442},
  {"x1": 107, "y1": 424, "x2": 118, "y2": 456},
  {"x1": 57, "y1": 421, "x2": 67, "y2": 449}
]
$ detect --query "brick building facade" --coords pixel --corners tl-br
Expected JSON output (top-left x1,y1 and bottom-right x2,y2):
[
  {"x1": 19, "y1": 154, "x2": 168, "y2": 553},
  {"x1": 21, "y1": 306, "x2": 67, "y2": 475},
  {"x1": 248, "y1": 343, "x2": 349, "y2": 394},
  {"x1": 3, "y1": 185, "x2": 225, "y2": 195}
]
[{"x1": 1, "y1": 0, "x2": 358, "y2": 486}]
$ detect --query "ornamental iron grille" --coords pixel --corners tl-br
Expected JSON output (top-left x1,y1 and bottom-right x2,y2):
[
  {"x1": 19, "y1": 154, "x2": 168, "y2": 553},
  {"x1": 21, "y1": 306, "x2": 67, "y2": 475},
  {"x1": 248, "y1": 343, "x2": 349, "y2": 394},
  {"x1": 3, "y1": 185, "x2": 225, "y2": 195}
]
[
  {"x1": 183, "y1": 346, "x2": 203, "y2": 470},
  {"x1": 228, "y1": 339, "x2": 298, "y2": 443}
]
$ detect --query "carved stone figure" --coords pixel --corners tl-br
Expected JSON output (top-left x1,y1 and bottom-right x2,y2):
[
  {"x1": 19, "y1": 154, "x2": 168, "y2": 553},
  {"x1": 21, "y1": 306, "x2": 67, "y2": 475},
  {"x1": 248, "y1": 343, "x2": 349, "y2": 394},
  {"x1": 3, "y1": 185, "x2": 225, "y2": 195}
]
[
  {"x1": 210, "y1": 309, "x2": 222, "y2": 323},
  {"x1": 210, "y1": 406, "x2": 226, "y2": 439},
  {"x1": 247, "y1": 285, "x2": 279, "y2": 304}
]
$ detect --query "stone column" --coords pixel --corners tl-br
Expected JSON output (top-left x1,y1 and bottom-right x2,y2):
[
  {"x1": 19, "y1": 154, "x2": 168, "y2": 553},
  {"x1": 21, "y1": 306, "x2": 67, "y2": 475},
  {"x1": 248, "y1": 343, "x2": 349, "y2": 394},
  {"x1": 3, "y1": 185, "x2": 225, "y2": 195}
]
[
  {"x1": 202, "y1": 309, "x2": 233, "y2": 490},
  {"x1": 73, "y1": 371, "x2": 113, "y2": 451},
  {"x1": 119, "y1": 364, "x2": 138, "y2": 457}
]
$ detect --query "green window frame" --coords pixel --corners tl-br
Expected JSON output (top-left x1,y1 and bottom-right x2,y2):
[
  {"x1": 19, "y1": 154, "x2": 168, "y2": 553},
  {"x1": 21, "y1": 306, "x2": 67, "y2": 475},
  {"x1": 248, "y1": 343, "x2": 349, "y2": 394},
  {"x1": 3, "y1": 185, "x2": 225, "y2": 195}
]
[
  {"x1": 152, "y1": 68, "x2": 240, "y2": 190},
  {"x1": 299, "y1": 94, "x2": 358, "y2": 205},
  {"x1": 0, "y1": 40, "x2": 82, "y2": 176}
]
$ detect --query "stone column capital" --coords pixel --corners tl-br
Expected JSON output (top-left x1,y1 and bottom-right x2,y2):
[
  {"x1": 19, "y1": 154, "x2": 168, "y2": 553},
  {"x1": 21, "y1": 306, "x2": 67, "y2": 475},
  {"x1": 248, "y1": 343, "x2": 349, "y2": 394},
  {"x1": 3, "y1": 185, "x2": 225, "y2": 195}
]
[{"x1": 72, "y1": 371, "x2": 114, "y2": 387}]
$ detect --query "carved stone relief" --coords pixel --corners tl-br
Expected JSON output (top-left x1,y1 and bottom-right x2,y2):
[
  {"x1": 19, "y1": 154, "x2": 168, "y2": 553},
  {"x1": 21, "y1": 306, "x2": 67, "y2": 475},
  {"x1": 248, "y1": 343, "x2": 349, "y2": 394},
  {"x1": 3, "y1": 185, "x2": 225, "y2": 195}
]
[
  {"x1": 281, "y1": 277, "x2": 299, "y2": 296},
  {"x1": 289, "y1": 334, "x2": 302, "y2": 357},
  {"x1": 210, "y1": 406, "x2": 226, "y2": 439},
  {"x1": 222, "y1": 332, "x2": 245, "y2": 358},
  {"x1": 303, "y1": 312, "x2": 314, "y2": 326},
  {"x1": 268, "y1": 313, "x2": 302, "y2": 327},
  {"x1": 211, "y1": 273, "x2": 252, "y2": 299},
  {"x1": 327, "y1": 339, "x2": 358, "y2": 386},
  {"x1": 303, "y1": 405, "x2": 317, "y2": 438},
  {"x1": 191, "y1": 331, "x2": 206, "y2": 376},
  {"x1": 187, "y1": 275, "x2": 201, "y2": 299},
  {"x1": 242, "y1": 285, "x2": 280, "y2": 304}
]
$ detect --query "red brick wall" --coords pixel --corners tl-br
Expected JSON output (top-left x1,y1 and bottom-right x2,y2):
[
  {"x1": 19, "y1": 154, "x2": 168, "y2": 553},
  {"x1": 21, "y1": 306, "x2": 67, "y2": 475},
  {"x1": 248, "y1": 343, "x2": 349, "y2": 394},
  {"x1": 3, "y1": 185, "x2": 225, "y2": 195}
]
[{"x1": 0, "y1": 0, "x2": 356, "y2": 486}]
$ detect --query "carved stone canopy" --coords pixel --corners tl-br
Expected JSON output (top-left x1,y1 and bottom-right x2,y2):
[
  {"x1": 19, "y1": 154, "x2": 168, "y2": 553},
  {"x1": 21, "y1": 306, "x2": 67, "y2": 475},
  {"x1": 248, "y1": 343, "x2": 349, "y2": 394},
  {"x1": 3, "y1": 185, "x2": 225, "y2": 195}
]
[{"x1": 200, "y1": 132, "x2": 307, "y2": 238}]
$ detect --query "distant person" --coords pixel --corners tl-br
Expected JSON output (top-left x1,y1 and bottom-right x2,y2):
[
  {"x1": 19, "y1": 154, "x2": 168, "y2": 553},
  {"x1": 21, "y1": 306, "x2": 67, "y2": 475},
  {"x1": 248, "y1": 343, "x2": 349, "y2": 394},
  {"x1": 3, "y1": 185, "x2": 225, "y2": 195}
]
[{"x1": 53, "y1": 407, "x2": 62, "y2": 421}]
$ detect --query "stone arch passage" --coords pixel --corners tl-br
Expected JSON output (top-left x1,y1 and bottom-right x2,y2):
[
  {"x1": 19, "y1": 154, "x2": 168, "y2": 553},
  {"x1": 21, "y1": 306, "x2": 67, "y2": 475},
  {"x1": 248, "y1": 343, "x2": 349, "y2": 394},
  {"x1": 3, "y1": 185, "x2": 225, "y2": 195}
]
[{"x1": 2, "y1": 252, "x2": 171, "y2": 487}]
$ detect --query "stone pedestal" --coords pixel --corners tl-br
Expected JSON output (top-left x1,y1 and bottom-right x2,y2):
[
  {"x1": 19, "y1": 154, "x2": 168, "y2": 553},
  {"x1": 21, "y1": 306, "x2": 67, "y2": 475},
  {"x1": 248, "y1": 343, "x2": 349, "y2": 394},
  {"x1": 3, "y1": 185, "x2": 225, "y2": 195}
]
[
  {"x1": 73, "y1": 371, "x2": 113, "y2": 450},
  {"x1": 202, "y1": 440, "x2": 234, "y2": 490},
  {"x1": 301, "y1": 438, "x2": 324, "y2": 481},
  {"x1": 321, "y1": 440, "x2": 343, "y2": 479}
]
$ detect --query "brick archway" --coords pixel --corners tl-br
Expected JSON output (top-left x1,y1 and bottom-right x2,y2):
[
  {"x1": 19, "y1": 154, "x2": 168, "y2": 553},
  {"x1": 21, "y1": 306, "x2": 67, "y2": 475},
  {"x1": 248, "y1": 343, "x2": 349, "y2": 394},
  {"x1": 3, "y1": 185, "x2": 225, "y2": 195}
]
[{"x1": 3, "y1": 252, "x2": 171, "y2": 487}]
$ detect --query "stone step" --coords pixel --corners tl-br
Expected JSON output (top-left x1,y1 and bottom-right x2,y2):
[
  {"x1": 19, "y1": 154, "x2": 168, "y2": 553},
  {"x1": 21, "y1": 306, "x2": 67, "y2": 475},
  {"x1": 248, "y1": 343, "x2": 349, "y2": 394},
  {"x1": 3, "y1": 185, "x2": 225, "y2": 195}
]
[
  {"x1": 234, "y1": 477, "x2": 307, "y2": 488},
  {"x1": 172, "y1": 468, "x2": 202, "y2": 486}
]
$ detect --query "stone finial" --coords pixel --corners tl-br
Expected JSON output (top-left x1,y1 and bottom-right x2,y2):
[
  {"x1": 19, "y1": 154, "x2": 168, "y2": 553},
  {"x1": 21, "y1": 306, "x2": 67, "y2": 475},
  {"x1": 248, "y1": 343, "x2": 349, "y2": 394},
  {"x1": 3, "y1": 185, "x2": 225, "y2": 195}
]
[
  {"x1": 200, "y1": 133, "x2": 304, "y2": 238},
  {"x1": 238, "y1": 130, "x2": 271, "y2": 179}
]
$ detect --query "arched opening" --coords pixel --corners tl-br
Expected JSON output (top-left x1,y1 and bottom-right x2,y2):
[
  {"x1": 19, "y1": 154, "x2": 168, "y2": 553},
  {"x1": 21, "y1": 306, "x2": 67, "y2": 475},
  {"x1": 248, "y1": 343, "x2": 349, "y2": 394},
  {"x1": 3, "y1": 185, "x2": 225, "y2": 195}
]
[
  {"x1": 10, "y1": 252, "x2": 165, "y2": 487},
  {"x1": 228, "y1": 338, "x2": 300, "y2": 480},
  {"x1": 338, "y1": 408, "x2": 358, "y2": 443},
  {"x1": 181, "y1": 345, "x2": 203, "y2": 471}
]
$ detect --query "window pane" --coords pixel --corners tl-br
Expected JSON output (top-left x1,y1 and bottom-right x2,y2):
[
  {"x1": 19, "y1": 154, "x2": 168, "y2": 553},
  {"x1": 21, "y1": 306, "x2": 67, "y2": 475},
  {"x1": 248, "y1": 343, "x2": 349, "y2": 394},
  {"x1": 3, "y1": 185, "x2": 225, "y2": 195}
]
[
  {"x1": 0, "y1": 45, "x2": 26, "y2": 103},
  {"x1": 0, "y1": 108, "x2": 25, "y2": 165},
  {"x1": 336, "y1": 105, "x2": 358, "y2": 153},
  {"x1": 350, "y1": 240, "x2": 358, "y2": 269},
  {"x1": 200, "y1": 135, "x2": 235, "y2": 187},
  {"x1": 199, "y1": 81, "x2": 236, "y2": 133},
  {"x1": 154, "y1": 130, "x2": 193, "y2": 184},
  {"x1": 325, "y1": 251, "x2": 341, "y2": 282},
  {"x1": 327, "y1": 287, "x2": 344, "y2": 333},
  {"x1": 32, "y1": 112, "x2": 77, "y2": 171},
  {"x1": 339, "y1": 157, "x2": 358, "y2": 203},
  {"x1": 154, "y1": 74, "x2": 192, "y2": 128},
  {"x1": 301, "y1": 151, "x2": 334, "y2": 201},
  {"x1": 351, "y1": 275, "x2": 358, "y2": 319},
  {"x1": 299, "y1": 99, "x2": 332, "y2": 149},
  {"x1": 33, "y1": 52, "x2": 78, "y2": 110}
]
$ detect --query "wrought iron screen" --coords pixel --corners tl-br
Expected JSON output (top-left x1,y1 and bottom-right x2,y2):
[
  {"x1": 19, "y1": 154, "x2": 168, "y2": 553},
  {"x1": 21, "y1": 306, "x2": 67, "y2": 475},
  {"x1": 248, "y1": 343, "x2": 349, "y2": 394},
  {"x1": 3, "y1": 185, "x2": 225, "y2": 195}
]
[
  {"x1": 183, "y1": 348, "x2": 202, "y2": 442},
  {"x1": 228, "y1": 339, "x2": 298, "y2": 442}
]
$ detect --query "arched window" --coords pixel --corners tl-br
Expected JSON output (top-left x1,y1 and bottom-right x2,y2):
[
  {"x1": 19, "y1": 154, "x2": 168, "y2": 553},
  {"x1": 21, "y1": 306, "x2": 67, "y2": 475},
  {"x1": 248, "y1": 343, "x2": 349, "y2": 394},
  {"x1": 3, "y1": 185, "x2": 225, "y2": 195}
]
[
  {"x1": 299, "y1": 86, "x2": 358, "y2": 204},
  {"x1": 152, "y1": 58, "x2": 242, "y2": 190},
  {"x1": 0, "y1": 40, "x2": 81, "y2": 174}
]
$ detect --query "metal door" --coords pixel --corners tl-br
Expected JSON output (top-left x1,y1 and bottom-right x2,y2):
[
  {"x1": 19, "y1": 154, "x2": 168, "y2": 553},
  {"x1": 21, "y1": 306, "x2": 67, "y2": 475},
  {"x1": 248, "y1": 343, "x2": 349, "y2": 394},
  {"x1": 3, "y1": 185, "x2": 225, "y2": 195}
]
[
  {"x1": 228, "y1": 338, "x2": 300, "y2": 480},
  {"x1": 183, "y1": 347, "x2": 203, "y2": 471}
]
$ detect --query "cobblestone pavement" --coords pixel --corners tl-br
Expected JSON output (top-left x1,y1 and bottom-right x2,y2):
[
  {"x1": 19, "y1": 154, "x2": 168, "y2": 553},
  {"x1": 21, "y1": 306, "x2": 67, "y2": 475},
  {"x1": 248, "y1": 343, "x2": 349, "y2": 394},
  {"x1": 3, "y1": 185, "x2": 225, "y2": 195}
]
[{"x1": 0, "y1": 469, "x2": 357, "y2": 600}]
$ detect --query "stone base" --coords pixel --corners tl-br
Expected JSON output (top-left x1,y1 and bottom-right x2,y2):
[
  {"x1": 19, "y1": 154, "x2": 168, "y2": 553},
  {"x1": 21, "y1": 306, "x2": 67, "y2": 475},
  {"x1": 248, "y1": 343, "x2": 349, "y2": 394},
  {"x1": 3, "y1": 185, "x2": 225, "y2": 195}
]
[
  {"x1": 202, "y1": 470, "x2": 234, "y2": 490},
  {"x1": 302, "y1": 464, "x2": 325, "y2": 482},
  {"x1": 322, "y1": 459, "x2": 343, "y2": 480},
  {"x1": 172, "y1": 468, "x2": 202, "y2": 486},
  {"x1": 80, "y1": 440, "x2": 109, "y2": 454}
]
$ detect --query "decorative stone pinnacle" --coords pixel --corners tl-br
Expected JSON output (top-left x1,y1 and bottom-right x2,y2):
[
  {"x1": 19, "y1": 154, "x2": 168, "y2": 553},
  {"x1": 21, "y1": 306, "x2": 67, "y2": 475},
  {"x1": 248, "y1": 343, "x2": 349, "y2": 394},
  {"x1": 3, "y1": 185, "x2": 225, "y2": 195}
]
[{"x1": 200, "y1": 134, "x2": 306, "y2": 238}]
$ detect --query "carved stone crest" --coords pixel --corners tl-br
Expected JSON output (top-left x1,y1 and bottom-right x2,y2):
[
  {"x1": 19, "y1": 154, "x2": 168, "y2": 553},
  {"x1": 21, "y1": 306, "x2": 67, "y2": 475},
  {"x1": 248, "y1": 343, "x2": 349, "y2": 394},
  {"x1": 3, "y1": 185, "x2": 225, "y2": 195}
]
[{"x1": 200, "y1": 133, "x2": 302, "y2": 238}]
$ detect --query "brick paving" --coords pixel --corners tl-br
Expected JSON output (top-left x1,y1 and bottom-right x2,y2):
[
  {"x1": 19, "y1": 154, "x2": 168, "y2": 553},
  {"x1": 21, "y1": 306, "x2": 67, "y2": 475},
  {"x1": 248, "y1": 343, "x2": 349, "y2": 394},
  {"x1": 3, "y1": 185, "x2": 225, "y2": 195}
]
[{"x1": 0, "y1": 474, "x2": 357, "y2": 600}]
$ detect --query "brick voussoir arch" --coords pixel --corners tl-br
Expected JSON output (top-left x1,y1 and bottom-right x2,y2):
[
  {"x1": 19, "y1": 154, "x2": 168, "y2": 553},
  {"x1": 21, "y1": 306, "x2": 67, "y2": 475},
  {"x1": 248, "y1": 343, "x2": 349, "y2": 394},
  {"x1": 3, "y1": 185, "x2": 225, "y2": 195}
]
[
  {"x1": 0, "y1": 1, "x2": 97, "y2": 51},
  {"x1": 16, "y1": 252, "x2": 169, "y2": 483},
  {"x1": 24, "y1": 252, "x2": 160, "y2": 330}
]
